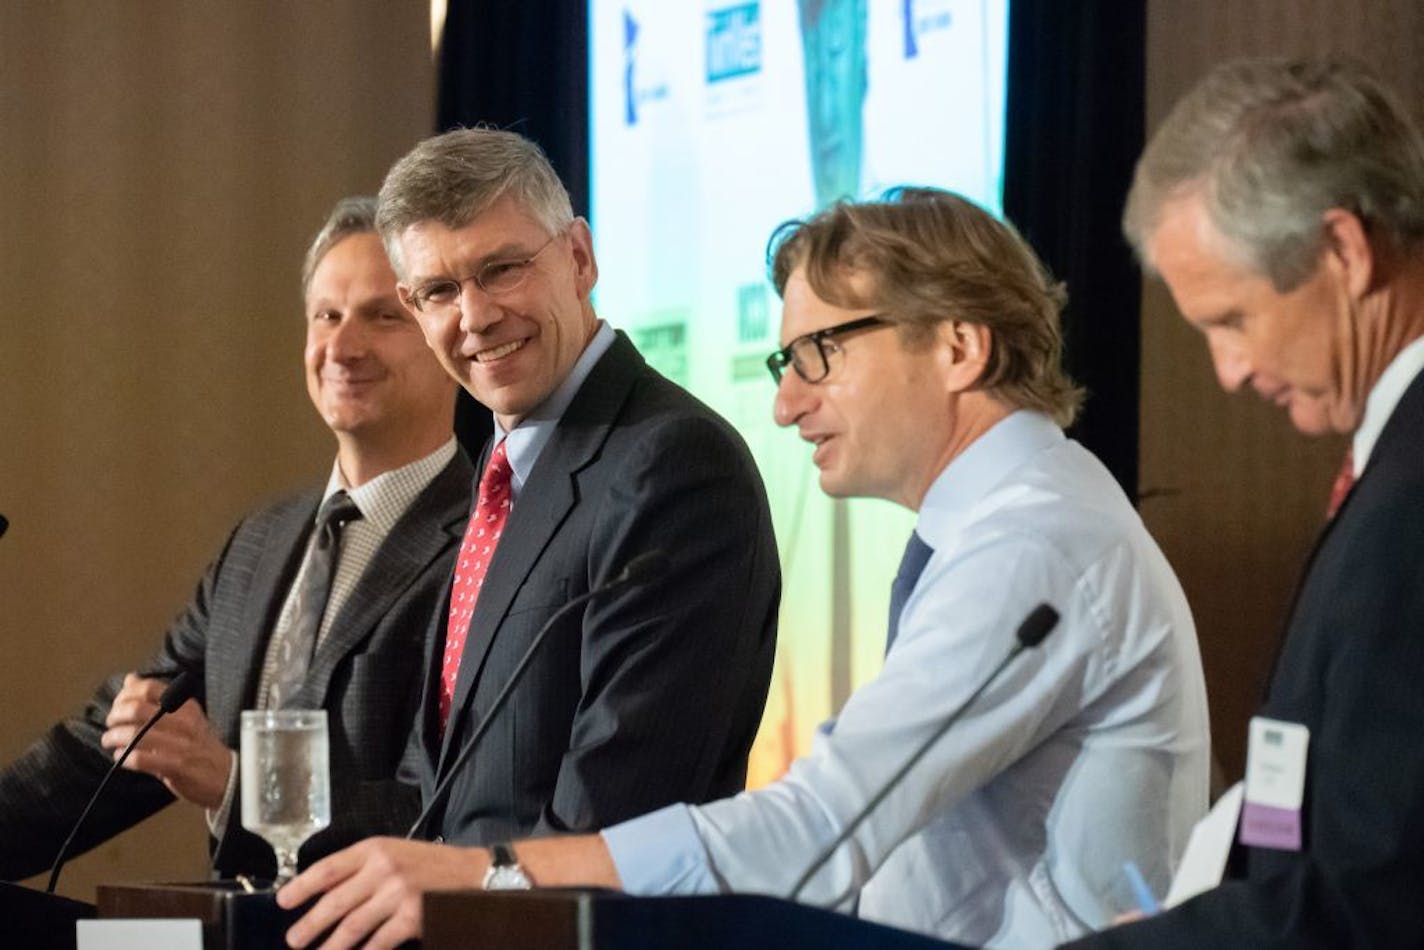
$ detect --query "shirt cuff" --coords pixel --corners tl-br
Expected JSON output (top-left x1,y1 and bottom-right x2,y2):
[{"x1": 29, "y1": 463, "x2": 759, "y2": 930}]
[
  {"x1": 601, "y1": 803, "x2": 719, "y2": 896},
  {"x1": 205, "y1": 750, "x2": 239, "y2": 836}
]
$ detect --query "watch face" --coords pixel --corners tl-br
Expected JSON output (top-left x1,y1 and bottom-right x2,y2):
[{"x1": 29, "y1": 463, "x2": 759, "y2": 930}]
[{"x1": 485, "y1": 866, "x2": 532, "y2": 891}]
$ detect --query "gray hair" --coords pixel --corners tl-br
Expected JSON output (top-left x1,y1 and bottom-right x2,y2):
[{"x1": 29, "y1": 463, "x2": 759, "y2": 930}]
[
  {"x1": 302, "y1": 195, "x2": 379, "y2": 296},
  {"x1": 1125, "y1": 58, "x2": 1424, "y2": 290},
  {"x1": 376, "y1": 127, "x2": 574, "y2": 277}
]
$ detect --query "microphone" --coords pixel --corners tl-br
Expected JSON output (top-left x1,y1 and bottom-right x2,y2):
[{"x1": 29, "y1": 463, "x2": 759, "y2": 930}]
[
  {"x1": 47, "y1": 670, "x2": 199, "y2": 893},
  {"x1": 0, "y1": 514, "x2": 8, "y2": 539},
  {"x1": 787, "y1": 603, "x2": 1060, "y2": 903},
  {"x1": 407, "y1": 551, "x2": 670, "y2": 839}
]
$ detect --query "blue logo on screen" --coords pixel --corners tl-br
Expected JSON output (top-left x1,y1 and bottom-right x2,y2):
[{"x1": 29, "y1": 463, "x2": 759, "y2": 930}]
[
  {"x1": 904, "y1": 0, "x2": 953, "y2": 58},
  {"x1": 624, "y1": 9, "x2": 640, "y2": 125},
  {"x1": 706, "y1": 3, "x2": 762, "y2": 83}
]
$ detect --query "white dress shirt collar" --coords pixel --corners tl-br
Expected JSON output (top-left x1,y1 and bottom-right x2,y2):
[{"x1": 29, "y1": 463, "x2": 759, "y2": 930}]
[
  {"x1": 1353, "y1": 333, "x2": 1424, "y2": 477},
  {"x1": 494, "y1": 320, "x2": 617, "y2": 499},
  {"x1": 917, "y1": 410, "x2": 1065, "y2": 545},
  {"x1": 323, "y1": 437, "x2": 458, "y2": 536}
]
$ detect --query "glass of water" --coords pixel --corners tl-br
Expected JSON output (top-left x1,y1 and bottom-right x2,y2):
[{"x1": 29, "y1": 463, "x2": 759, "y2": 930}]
[{"x1": 240, "y1": 709, "x2": 330, "y2": 886}]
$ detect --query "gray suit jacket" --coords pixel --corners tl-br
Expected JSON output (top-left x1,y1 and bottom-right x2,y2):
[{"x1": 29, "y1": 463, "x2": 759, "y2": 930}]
[
  {"x1": 0, "y1": 450, "x2": 472, "y2": 880},
  {"x1": 415, "y1": 333, "x2": 780, "y2": 844}
]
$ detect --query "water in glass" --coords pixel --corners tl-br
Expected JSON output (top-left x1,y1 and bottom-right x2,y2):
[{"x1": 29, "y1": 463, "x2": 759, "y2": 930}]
[{"x1": 240, "y1": 709, "x2": 330, "y2": 885}]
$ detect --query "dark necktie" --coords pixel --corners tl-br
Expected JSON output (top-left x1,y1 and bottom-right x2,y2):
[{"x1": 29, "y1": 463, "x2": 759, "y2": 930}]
[
  {"x1": 887, "y1": 531, "x2": 933, "y2": 655},
  {"x1": 268, "y1": 491, "x2": 363, "y2": 709}
]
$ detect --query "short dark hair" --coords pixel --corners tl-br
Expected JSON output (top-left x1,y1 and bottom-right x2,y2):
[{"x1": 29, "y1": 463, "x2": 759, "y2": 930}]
[{"x1": 302, "y1": 196, "x2": 378, "y2": 295}]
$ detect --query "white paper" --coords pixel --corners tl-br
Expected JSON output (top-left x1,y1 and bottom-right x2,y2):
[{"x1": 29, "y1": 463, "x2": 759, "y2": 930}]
[
  {"x1": 77, "y1": 918, "x2": 203, "y2": 950},
  {"x1": 1164, "y1": 781, "x2": 1244, "y2": 908},
  {"x1": 1245, "y1": 717, "x2": 1310, "y2": 810}
]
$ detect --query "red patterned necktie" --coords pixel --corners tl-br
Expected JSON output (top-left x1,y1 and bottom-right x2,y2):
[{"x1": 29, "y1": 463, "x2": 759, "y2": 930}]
[
  {"x1": 1325, "y1": 447, "x2": 1355, "y2": 520},
  {"x1": 439, "y1": 440, "x2": 513, "y2": 733}
]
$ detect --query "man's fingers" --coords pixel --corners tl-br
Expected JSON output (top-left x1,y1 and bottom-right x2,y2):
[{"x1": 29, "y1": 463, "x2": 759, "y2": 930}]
[
  {"x1": 278, "y1": 845, "x2": 367, "y2": 909},
  {"x1": 118, "y1": 744, "x2": 171, "y2": 775},
  {"x1": 309, "y1": 878, "x2": 406, "y2": 950},
  {"x1": 280, "y1": 839, "x2": 466, "y2": 947},
  {"x1": 105, "y1": 674, "x2": 167, "y2": 727},
  {"x1": 362, "y1": 903, "x2": 423, "y2": 950},
  {"x1": 283, "y1": 864, "x2": 385, "y2": 948}
]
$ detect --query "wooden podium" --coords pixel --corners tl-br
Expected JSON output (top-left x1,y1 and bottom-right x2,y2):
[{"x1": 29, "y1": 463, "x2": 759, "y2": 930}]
[
  {"x1": 79, "y1": 883, "x2": 971, "y2": 948},
  {"x1": 423, "y1": 889, "x2": 970, "y2": 949},
  {"x1": 96, "y1": 881, "x2": 296, "y2": 949}
]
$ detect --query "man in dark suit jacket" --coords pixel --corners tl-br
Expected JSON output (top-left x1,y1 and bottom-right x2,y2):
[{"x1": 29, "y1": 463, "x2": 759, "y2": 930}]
[
  {"x1": 1067, "y1": 58, "x2": 1424, "y2": 947},
  {"x1": 411, "y1": 328, "x2": 780, "y2": 845},
  {"x1": 0, "y1": 196, "x2": 469, "y2": 880},
  {"x1": 390, "y1": 128, "x2": 778, "y2": 848},
  {"x1": 274, "y1": 129, "x2": 778, "y2": 942}
]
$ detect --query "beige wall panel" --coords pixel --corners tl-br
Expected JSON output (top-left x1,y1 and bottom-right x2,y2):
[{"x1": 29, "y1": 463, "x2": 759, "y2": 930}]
[
  {"x1": 1142, "y1": 0, "x2": 1424, "y2": 777},
  {"x1": 0, "y1": 1, "x2": 433, "y2": 900}
]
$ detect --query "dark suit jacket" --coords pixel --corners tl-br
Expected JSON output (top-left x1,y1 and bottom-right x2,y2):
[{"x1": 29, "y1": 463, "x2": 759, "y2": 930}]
[
  {"x1": 1072, "y1": 368, "x2": 1424, "y2": 947},
  {"x1": 0, "y1": 450, "x2": 472, "y2": 880},
  {"x1": 414, "y1": 333, "x2": 779, "y2": 844}
]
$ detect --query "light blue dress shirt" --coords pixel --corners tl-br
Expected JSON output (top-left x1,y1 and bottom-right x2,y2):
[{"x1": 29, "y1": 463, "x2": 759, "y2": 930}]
[
  {"x1": 495, "y1": 320, "x2": 615, "y2": 501},
  {"x1": 603, "y1": 411, "x2": 1210, "y2": 947}
]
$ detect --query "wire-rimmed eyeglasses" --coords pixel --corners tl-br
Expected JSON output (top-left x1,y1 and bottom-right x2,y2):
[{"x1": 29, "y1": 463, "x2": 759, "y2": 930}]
[{"x1": 404, "y1": 231, "x2": 562, "y2": 314}]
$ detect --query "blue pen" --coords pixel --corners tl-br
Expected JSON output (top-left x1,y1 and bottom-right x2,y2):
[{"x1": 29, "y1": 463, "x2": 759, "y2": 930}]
[{"x1": 1122, "y1": 860, "x2": 1161, "y2": 915}]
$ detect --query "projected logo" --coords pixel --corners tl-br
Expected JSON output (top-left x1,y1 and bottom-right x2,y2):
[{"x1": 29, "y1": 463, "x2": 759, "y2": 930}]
[
  {"x1": 622, "y1": 8, "x2": 669, "y2": 127},
  {"x1": 903, "y1": 0, "x2": 956, "y2": 59},
  {"x1": 706, "y1": 3, "x2": 762, "y2": 83}
]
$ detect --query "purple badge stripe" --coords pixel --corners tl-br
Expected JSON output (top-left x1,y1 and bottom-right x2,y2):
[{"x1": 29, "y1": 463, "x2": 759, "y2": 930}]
[{"x1": 1240, "y1": 801, "x2": 1302, "y2": 851}]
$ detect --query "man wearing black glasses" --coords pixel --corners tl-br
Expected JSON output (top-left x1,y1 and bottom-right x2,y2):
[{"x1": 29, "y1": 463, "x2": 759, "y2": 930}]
[{"x1": 280, "y1": 188, "x2": 1208, "y2": 950}]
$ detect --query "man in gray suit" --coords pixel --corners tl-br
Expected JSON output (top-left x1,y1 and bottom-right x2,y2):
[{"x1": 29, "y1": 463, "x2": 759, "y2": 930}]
[{"x1": 0, "y1": 196, "x2": 471, "y2": 880}]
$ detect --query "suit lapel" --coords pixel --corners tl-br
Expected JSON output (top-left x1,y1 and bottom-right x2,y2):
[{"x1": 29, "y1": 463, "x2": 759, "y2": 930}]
[
  {"x1": 1265, "y1": 368, "x2": 1424, "y2": 695},
  {"x1": 437, "y1": 334, "x2": 646, "y2": 770},
  {"x1": 293, "y1": 454, "x2": 472, "y2": 710},
  {"x1": 210, "y1": 495, "x2": 318, "y2": 737}
]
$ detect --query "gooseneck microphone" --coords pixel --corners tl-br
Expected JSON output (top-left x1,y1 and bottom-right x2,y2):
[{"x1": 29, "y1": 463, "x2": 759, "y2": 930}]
[
  {"x1": 787, "y1": 603, "x2": 1060, "y2": 903},
  {"x1": 47, "y1": 670, "x2": 199, "y2": 894},
  {"x1": 407, "y1": 551, "x2": 671, "y2": 840}
]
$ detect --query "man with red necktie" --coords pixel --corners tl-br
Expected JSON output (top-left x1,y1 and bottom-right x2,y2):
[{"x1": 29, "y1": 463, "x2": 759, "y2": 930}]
[
  {"x1": 321, "y1": 130, "x2": 778, "y2": 873},
  {"x1": 1070, "y1": 57, "x2": 1424, "y2": 948}
]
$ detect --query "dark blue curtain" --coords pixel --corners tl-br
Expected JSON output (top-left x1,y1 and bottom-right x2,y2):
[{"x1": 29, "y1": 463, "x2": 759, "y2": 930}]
[
  {"x1": 436, "y1": 0, "x2": 589, "y2": 454},
  {"x1": 1003, "y1": 0, "x2": 1146, "y2": 498}
]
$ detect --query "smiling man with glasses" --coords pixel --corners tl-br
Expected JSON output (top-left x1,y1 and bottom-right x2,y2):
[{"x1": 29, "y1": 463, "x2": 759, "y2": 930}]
[
  {"x1": 274, "y1": 128, "x2": 779, "y2": 942},
  {"x1": 280, "y1": 187, "x2": 1210, "y2": 950}
]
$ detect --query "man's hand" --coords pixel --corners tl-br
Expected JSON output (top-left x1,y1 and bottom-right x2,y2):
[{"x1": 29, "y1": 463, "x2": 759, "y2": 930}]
[
  {"x1": 101, "y1": 672, "x2": 231, "y2": 809},
  {"x1": 277, "y1": 837, "x2": 487, "y2": 949}
]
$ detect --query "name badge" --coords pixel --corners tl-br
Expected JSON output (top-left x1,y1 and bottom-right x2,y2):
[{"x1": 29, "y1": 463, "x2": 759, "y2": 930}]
[{"x1": 1239, "y1": 716, "x2": 1309, "y2": 851}]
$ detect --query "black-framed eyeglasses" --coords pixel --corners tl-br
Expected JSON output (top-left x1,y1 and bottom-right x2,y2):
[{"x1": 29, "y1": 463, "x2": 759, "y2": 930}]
[
  {"x1": 405, "y1": 231, "x2": 562, "y2": 314},
  {"x1": 765, "y1": 315, "x2": 889, "y2": 384}
]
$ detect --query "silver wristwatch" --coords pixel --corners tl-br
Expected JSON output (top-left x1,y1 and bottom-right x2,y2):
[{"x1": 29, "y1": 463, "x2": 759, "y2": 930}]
[{"x1": 482, "y1": 842, "x2": 533, "y2": 890}]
